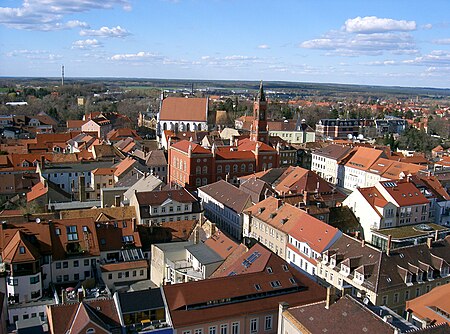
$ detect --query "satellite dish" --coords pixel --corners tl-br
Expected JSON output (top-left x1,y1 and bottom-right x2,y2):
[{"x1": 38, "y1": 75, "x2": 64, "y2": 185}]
[
  {"x1": 363, "y1": 297, "x2": 370, "y2": 305},
  {"x1": 357, "y1": 134, "x2": 364, "y2": 140},
  {"x1": 347, "y1": 134, "x2": 353, "y2": 140},
  {"x1": 35, "y1": 218, "x2": 41, "y2": 224}
]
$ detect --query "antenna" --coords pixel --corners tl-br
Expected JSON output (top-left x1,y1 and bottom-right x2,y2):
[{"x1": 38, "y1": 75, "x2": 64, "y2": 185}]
[{"x1": 61, "y1": 65, "x2": 65, "y2": 86}]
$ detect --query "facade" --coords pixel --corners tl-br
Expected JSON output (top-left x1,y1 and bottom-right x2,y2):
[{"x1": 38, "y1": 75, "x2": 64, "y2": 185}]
[
  {"x1": 344, "y1": 179, "x2": 431, "y2": 243},
  {"x1": 162, "y1": 243, "x2": 326, "y2": 333},
  {"x1": 198, "y1": 180, "x2": 253, "y2": 240},
  {"x1": 315, "y1": 119, "x2": 360, "y2": 140},
  {"x1": 157, "y1": 96, "x2": 209, "y2": 136},
  {"x1": 129, "y1": 188, "x2": 200, "y2": 225},
  {"x1": 81, "y1": 117, "x2": 112, "y2": 139},
  {"x1": 150, "y1": 241, "x2": 223, "y2": 285},
  {"x1": 243, "y1": 196, "x2": 341, "y2": 278},
  {"x1": 318, "y1": 234, "x2": 450, "y2": 315},
  {"x1": 311, "y1": 144, "x2": 353, "y2": 186},
  {"x1": 268, "y1": 119, "x2": 316, "y2": 144}
]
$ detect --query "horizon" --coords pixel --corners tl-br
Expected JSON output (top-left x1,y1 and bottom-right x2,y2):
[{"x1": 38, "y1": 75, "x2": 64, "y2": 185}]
[{"x1": 2, "y1": 1, "x2": 450, "y2": 89}]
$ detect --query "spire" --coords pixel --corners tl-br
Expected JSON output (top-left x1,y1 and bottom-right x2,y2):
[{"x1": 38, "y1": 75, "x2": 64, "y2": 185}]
[{"x1": 257, "y1": 81, "x2": 266, "y2": 102}]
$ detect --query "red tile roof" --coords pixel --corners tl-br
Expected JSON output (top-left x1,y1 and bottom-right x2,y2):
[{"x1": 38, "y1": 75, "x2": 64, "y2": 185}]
[
  {"x1": 160, "y1": 97, "x2": 208, "y2": 122},
  {"x1": 26, "y1": 181, "x2": 48, "y2": 202},
  {"x1": 92, "y1": 168, "x2": 116, "y2": 176},
  {"x1": 114, "y1": 157, "x2": 136, "y2": 177},
  {"x1": 170, "y1": 140, "x2": 211, "y2": 154},
  {"x1": 163, "y1": 244, "x2": 326, "y2": 328},
  {"x1": 346, "y1": 147, "x2": 386, "y2": 171},
  {"x1": 100, "y1": 259, "x2": 148, "y2": 272},
  {"x1": 380, "y1": 180, "x2": 429, "y2": 206}
]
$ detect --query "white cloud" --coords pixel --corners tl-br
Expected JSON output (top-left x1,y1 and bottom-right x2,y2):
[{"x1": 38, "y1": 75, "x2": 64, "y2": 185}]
[
  {"x1": 344, "y1": 16, "x2": 416, "y2": 34},
  {"x1": 433, "y1": 38, "x2": 450, "y2": 45},
  {"x1": 5, "y1": 49, "x2": 61, "y2": 60},
  {"x1": 422, "y1": 23, "x2": 433, "y2": 30},
  {"x1": 404, "y1": 50, "x2": 450, "y2": 67},
  {"x1": 110, "y1": 51, "x2": 161, "y2": 61},
  {"x1": 301, "y1": 31, "x2": 417, "y2": 56},
  {"x1": 224, "y1": 55, "x2": 258, "y2": 60},
  {"x1": 257, "y1": 44, "x2": 270, "y2": 49},
  {"x1": 72, "y1": 39, "x2": 102, "y2": 49},
  {"x1": 0, "y1": 0, "x2": 131, "y2": 30},
  {"x1": 80, "y1": 26, "x2": 130, "y2": 38}
]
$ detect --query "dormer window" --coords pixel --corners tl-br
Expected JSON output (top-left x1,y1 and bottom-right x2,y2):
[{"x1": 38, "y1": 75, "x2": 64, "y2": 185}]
[
  {"x1": 405, "y1": 274, "x2": 412, "y2": 284},
  {"x1": 266, "y1": 267, "x2": 273, "y2": 274},
  {"x1": 417, "y1": 272, "x2": 423, "y2": 282},
  {"x1": 323, "y1": 254, "x2": 329, "y2": 263},
  {"x1": 427, "y1": 269, "x2": 434, "y2": 280},
  {"x1": 441, "y1": 266, "x2": 449, "y2": 277},
  {"x1": 19, "y1": 246, "x2": 25, "y2": 254},
  {"x1": 330, "y1": 258, "x2": 336, "y2": 267}
]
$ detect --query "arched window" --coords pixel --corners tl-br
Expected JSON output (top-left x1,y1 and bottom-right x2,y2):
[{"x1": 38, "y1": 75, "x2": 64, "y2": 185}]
[
  {"x1": 183, "y1": 161, "x2": 187, "y2": 171},
  {"x1": 225, "y1": 165, "x2": 230, "y2": 173},
  {"x1": 217, "y1": 165, "x2": 222, "y2": 173},
  {"x1": 196, "y1": 178, "x2": 201, "y2": 186},
  {"x1": 202, "y1": 178, "x2": 208, "y2": 185},
  {"x1": 196, "y1": 166, "x2": 201, "y2": 174},
  {"x1": 248, "y1": 164, "x2": 253, "y2": 172},
  {"x1": 198, "y1": 123, "x2": 202, "y2": 130},
  {"x1": 268, "y1": 163, "x2": 273, "y2": 169},
  {"x1": 241, "y1": 164, "x2": 246, "y2": 172},
  {"x1": 202, "y1": 166, "x2": 208, "y2": 174},
  {"x1": 163, "y1": 123, "x2": 167, "y2": 131},
  {"x1": 262, "y1": 163, "x2": 267, "y2": 170},
  {"x1": 186, "y1": 123, "x2": 191, "y2": 131},
  {"x1": 86, "y1": 329, "x2": 96, "y2": 334},
  {"x1": 233, "y1": 164, "x2": 238, "y2": 173}
]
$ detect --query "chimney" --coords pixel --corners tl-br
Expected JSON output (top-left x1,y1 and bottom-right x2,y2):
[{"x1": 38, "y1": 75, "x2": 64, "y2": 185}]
[
  {"x1": 434, "y1": 229, "x2": 439, "y2": 242},
  {"x1": 210, "y1": 222, "x2": 216, "y2": 237},
  {"x1": 132, "y1": 217, "x2": 136, "y2": 231},
  {"x1": 77, "y1": 288, "x2": 84, "y2": 302},
  {"x1": 40, "y1": 155, "x2": 45, "y2": 169},
  {"x1": 386, "y1": 235, "x2": 392, "y2": 256},
  {"x1": 361, "y1": 239, "x2": 365, "y2": 247},
  {"x1": 427, "y1": 237, "x2": 433, "y2": 249},
  {"x1": 325, "y1": 286, "x2": 336, "y2": 309},
  {"x1": 355, "y1": 231, "x2": 360, "y2": 240},
  {"x1": 277, "y1": 198, "x2": 283, "y2": 208},
  {"x1": 79, "y1": 175, "x2": 86, "y2": 202},
  {"x1": 303, "y1": 190, "x2": 309, "y2": 206}
]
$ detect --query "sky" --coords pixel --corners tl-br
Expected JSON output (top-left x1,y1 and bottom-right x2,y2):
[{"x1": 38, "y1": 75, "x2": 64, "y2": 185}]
[{"x1": 2, "y1": 0, "x2": 450, "y2": 88}]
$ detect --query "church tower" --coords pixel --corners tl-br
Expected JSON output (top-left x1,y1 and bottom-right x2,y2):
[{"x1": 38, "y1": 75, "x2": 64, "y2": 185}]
[{"x1": 250, "y1": 81, "x2": 269, "y2": 143}]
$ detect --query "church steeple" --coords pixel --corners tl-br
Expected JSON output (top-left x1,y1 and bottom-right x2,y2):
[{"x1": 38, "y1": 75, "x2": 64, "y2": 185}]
[
  {"x1": 250, "y1": 81, "x2": 269, "y2": 143},
  {"x1": 257, "y1": 80, "x2": 266, "y2": 102}
]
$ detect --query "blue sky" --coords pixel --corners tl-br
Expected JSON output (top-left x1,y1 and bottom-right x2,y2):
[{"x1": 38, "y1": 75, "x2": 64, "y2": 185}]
[{"x1": 1, "y1": 0, "x2": 450, "y2": 88}]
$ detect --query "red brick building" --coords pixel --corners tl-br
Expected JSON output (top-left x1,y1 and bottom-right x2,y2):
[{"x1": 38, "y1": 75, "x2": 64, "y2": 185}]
[{"x1": 168, "y1": 82, "x2": 279, "y2": 190}]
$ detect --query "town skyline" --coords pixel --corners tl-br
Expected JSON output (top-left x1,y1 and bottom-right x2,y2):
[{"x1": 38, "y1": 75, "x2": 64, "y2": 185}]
[{"x1": 2, "y1": 0, "x2": 450, "y2": 88}]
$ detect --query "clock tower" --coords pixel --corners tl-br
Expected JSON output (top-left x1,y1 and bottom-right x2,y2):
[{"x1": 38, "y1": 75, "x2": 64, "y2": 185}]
[{"x1": 250, "y1": 81, "x2": 269, "y2": 143}]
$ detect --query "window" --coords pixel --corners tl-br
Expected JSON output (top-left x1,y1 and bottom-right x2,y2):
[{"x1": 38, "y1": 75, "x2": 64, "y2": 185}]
[
  {"x1": 84, "y1": 271, "x2": 90, "y2": 278},
  {"x1": 86, "y1": 329, "x2": 96, "y2": 334},
  {"x1": 84, "y1": 259, "x2": 89, "y2": 266},
  {"x1": 195, "y1": 330, "x2": 203, "y2": 334},
  {"x1": 30, "y1": 276, "x2": 40, "y2": 284},
  {"x1": 56, "y1": 275, "x2": 62, "y2": 283},
  {"x1": 202, "y1": 166, "x2": 208, "y2": 174},
  {"x1": 196, "y1": 166, "x2": 201, "y2": 174},
  {"x1": 233, "y1": 164, "x2": 238, "y2": 173},
  {"x1": 118, "y1": 272, "x2": 123, "y2": 279},
  {"x1": 217, "y1": 165, "x2": 222, "y2": 173},
  {"x1": 225, "y1": 165, "x2": 230, "y2": 173},
  {"x1": 66, "y1": 225, "x2": 78, "y2": 241},
  {"x1": 19, "y1": 246, "x2": 25, "y2": 254},
  {"x1": 153, "y1": 207, "x2": 158, "y2": 214},
  {"x1": 250, "y1": 318, "x2": 258, "y2": 333},
  {"x1": 63, "y1": 275, "x2": 69, "y2": 282},
  {"x1": 74, "y1": 273, "x2": 79, "y2": 281},
  {"x1": 231, "y1": 322, "x2": 239, "y2": 334},
  {"x1": 196, "y1": 178, "x2": 201, "y2": 186},
  {"x1": 265, "y1": 315, "x2": 273, "y2": 330},
  {"x1": 183, "y1": 331, "x2": 191, "y2": 334},
  {"x1": 177, "y1": 205, "x2": 181, "y2": 212},
  {"x1": 8, "y1": 278, "x2": 18, "y2": 286},
  {"x1": 405, "y1": 290, "x2": 410, "y2": 301},
  {"x1": 74, "y1": 260, "x2": 79, "y2": 267},
  {"x1": 55, "y1": 228, "x2": 61, "y2": 235},
  {"x1": 63, "y1": 261, "x2": 68, "y2": 269},
  {"x1": 219, "y1": 324, "x2": 228, "y2": 334},
  {"x1": 270, "y1": 280, "x2": 281, "y2": 288},
  {"x1": 209, "y1": 327, "x2": 217, "y2": 334},
  {"x1": 56, "y1": 262, "x2": 61, "y2": 269}
]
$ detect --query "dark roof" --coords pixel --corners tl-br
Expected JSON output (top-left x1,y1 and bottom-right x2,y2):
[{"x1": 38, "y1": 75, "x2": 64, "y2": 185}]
[
  {"x1": 284, "y1": 295, "x2": 395, "y2": 334},
  {"x1": 185, "y1": 243, "x2": 223, "y2": 265},
  {"x1": 136, "y1": 188, "x2": 197, "y2": 206},
  {"x1": 198, "y1": 180, "x2": 252, "y2": 213},
  {"x1": 314, "y1": 144, "x2": 354, "y2": 161},
  {"x1": 118, "y1": 289, "x2": 165, "y2": 314}
]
